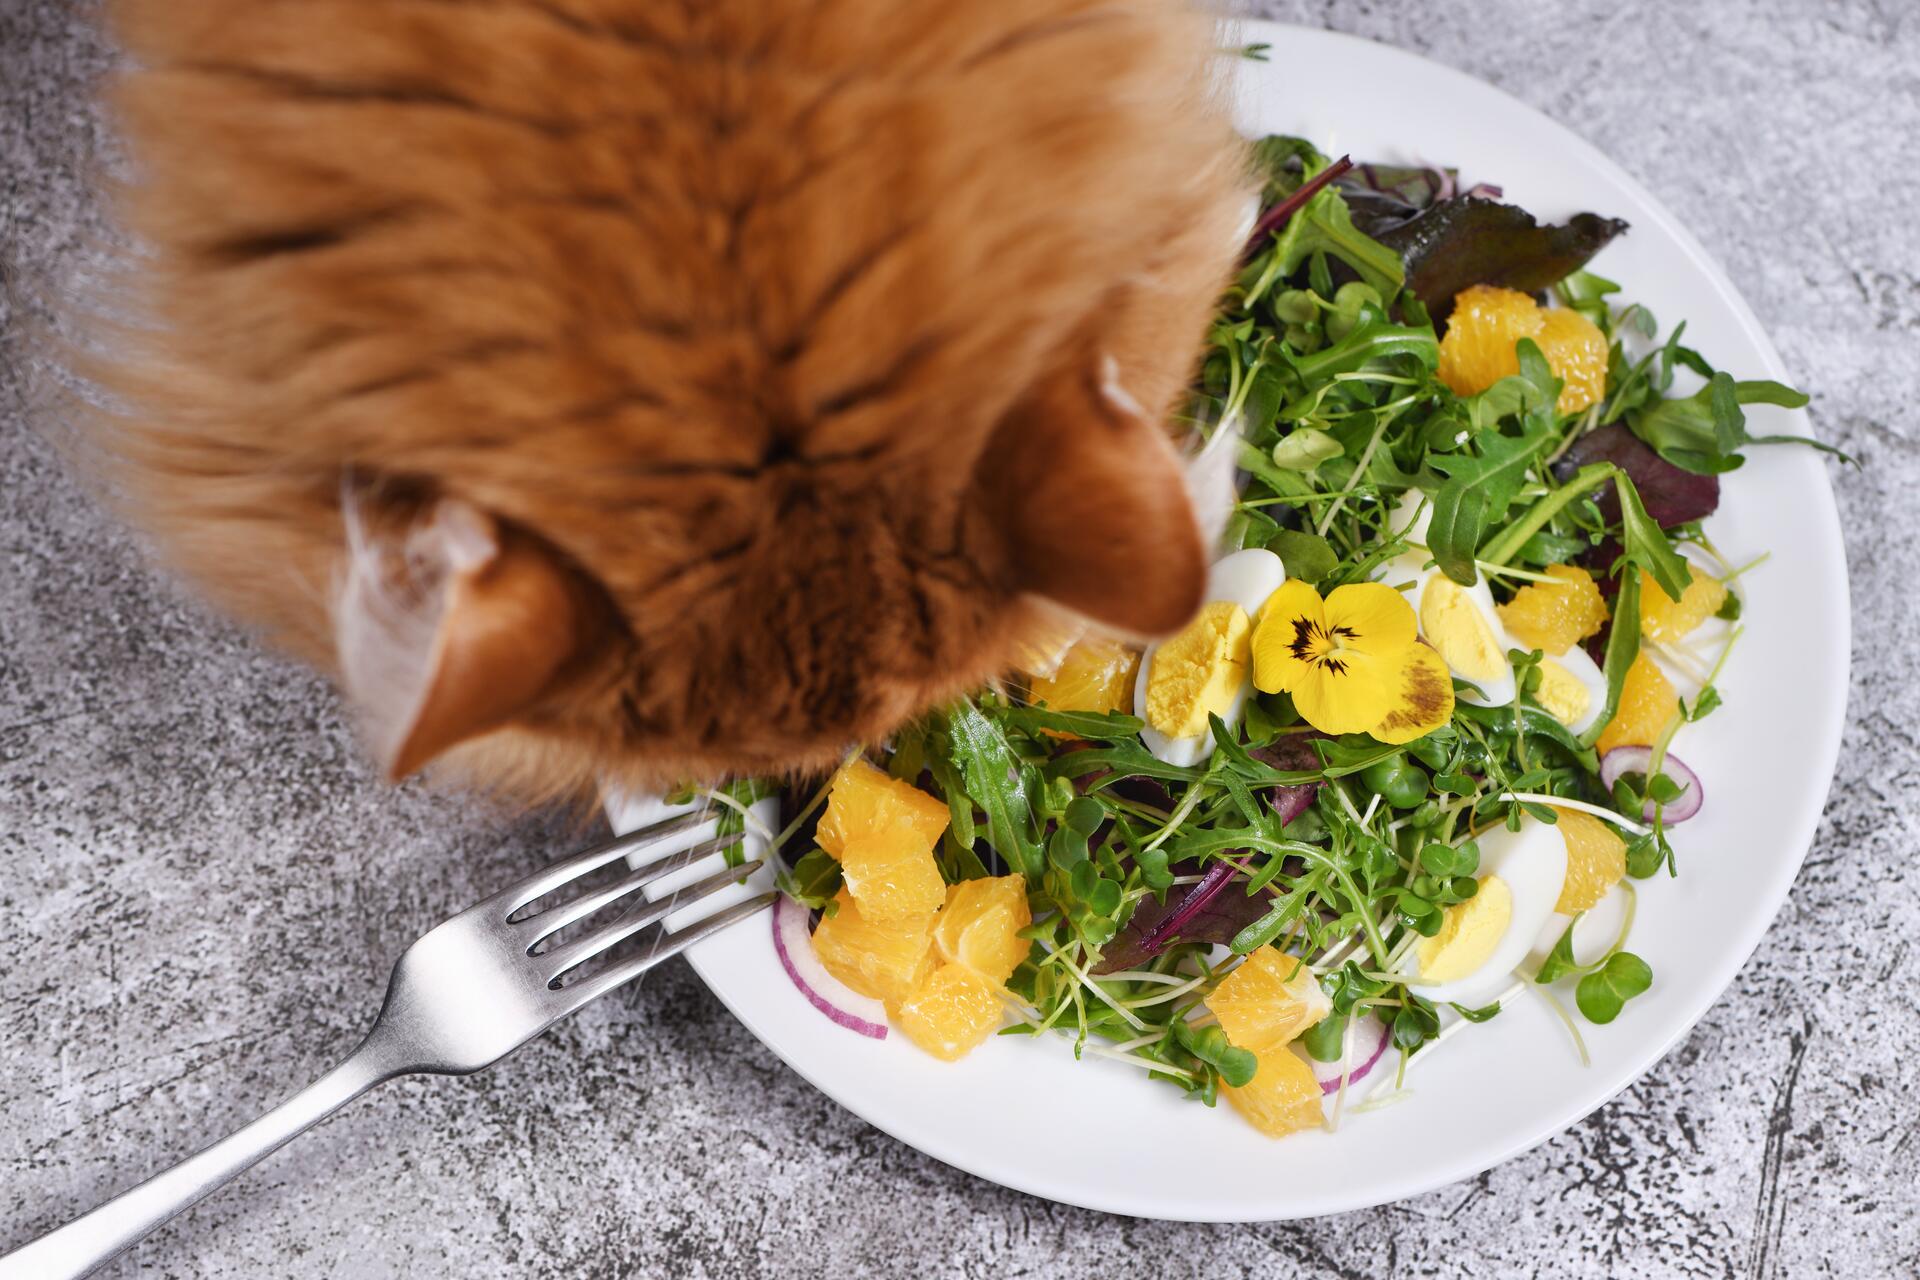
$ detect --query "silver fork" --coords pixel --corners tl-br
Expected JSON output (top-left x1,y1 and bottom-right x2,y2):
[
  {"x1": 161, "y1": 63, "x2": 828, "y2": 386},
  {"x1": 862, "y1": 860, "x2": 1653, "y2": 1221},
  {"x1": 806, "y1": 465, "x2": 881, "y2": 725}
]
[{"x1": 0, "y1": 812, "x2": 774, "y2": 1280}]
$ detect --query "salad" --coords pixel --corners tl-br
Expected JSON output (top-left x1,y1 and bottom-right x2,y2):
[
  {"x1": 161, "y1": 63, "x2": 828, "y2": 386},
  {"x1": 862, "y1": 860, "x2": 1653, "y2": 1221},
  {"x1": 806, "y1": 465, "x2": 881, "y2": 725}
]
[{"x1": 730, "y1": 135, "x2": 1833, "y2": 1140}]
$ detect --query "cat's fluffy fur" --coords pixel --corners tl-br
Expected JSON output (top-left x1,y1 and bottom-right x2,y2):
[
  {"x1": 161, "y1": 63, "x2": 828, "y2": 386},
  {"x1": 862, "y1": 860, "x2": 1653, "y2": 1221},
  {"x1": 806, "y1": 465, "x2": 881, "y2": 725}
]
[{"x1": 89, "y1": 0, "x2": 1249, "y2": 801}]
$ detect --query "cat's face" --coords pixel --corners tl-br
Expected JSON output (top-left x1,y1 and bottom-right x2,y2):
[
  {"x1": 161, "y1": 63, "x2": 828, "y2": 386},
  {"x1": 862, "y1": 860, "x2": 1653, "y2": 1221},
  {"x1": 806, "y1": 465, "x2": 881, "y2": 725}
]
[{"x1": 95, "y1": 0, "x2": 1249, "y2": 799}]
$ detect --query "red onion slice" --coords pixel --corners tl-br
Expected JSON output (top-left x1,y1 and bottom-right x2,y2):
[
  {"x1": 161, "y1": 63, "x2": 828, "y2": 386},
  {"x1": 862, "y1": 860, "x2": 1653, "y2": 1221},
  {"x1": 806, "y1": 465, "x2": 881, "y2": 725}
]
[
  {"x1": 1599, "y1": 746, "x2": 1704, "y2": 824},
  {"x1": 1311, "y1": 1015, "x2": 1391, "y2": 1096},
  {"x1": 772, "y1": 895, "x2": 888, "y2": 1039}
]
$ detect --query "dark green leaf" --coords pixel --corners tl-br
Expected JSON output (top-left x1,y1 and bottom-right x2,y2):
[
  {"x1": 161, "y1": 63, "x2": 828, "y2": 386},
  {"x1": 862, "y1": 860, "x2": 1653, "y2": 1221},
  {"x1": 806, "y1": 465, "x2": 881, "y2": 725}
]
[
  {"x1": 1427, "y1": 390, "x2": 1556, "y2": 584},
  {"x1": 1449, "y1": 1000, "x2": 1502, "y2": 1023},
  {"x1": 945, "y1": 700, "x2": 1043, "y2": 880},
  {"x1": 1173, "y1": 1021, "x2": 1258, "y2": 1088},
  {"x1": 1271, "y1": 530, "x2": 1340, "y2": 583},
  {"x1": 1581, "y1": 572, "x2": 1643, "y2": 749},
  {"x1": 1001, "y1": 706, "x2": 1146, "y2": 742},
  {"x1": 784, "y1": 847, "x2": 843, "y2": 910},
  {"x1": 1533, "y1": 917, "x2": 1582, "y2": 984},
  {"x1": 1301, "y1": 1011, "x2": 1349, "y2": 1062},
  {"x1": 1613, "y1": 472, "x2": 1693, "y2": 600},
  {"x1": 1575, "y1": 952, "x2": 1653, "y2": 1024}
]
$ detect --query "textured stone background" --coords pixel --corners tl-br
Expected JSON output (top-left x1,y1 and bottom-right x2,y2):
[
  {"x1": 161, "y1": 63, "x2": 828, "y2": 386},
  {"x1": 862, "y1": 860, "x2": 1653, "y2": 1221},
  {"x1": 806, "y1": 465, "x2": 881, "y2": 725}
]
[{"x1": 3, "y1": 1, "x2": 1916, "y2": 1276}]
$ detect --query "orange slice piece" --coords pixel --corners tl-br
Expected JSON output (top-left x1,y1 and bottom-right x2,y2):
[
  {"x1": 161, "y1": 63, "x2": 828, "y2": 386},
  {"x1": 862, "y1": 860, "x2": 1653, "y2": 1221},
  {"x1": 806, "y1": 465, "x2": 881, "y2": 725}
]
[{"x1": 1206, "y1": 946, "x2": 1331, "y2": 1053}]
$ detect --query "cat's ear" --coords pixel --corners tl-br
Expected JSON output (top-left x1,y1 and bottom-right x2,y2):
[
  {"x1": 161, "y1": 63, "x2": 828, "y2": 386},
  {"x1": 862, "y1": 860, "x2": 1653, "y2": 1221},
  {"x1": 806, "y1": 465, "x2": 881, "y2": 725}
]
[
  {"x1": 985, "y1": 356, "x2": 1208, "y2": 636},
  {"x1": 335, "y1": 498, "x2": 595, "y2": 779}
]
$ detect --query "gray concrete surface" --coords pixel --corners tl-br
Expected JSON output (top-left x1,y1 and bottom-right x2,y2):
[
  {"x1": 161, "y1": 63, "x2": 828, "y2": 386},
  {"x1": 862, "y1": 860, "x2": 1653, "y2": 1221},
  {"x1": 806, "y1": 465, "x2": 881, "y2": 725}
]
[{"x1": 4, "y1": 1, "x2": 1916, "y2": 1275}]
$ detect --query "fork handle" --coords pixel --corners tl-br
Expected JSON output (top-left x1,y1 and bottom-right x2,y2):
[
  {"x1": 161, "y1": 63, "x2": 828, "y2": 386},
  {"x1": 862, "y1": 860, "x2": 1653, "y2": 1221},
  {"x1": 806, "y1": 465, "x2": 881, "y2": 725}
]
[{"x1": 0, "y1": 1036, "x2": 403, "y2": 1280}]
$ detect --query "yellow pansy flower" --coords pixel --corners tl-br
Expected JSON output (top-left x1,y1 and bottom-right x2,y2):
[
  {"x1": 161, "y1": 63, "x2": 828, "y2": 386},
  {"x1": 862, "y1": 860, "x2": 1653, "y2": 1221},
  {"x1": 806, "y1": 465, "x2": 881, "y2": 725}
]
[{"x1": 1251, "y1": 580, "x2": 1454, "y2": 744}]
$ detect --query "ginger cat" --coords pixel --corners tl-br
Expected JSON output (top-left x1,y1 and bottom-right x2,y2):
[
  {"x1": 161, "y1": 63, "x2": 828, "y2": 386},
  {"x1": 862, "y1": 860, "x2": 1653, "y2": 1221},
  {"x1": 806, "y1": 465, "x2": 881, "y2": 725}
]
[{"x1": 85, "y1": 0, "x2": 1248, "y2": 801}]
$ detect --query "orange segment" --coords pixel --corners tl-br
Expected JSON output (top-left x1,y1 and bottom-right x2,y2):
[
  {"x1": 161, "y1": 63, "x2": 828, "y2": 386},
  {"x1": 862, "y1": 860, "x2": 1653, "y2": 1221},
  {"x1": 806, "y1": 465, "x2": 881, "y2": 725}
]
[
  {"x1": 840, "y1": 832, "x2": 946, "y2": 923},
  {"x1": 1535, "y1": 309, "x2": 1609, "y2": 414},
  {"x1": 931, "y1": 875, "x2": 1032, "y2": 983},
  {"x1": 1027, "y1": 636, "x2": 1140, "y2": 726},
  {"x1": 1595, "y1": 653, "x2": 1679, "y2": 755},
  {"x1": 1205, "y1": 947, "x2": 1331, "y2": 1053},
  {"x1": 1496, "y1": 564, "x2": 1609, "y2": 655},
  {"x1": 1224, "y1": 1045, "x2": 1325, "y2": 1138},
  {"x1": 814, "y1": 758, "x2": 949, "y2": 859},
  {"x1": 1553, "y1": 807, "x2": 1627, "y2": 913},
  {"x1": 1639, "y1": 569, "x2": 1728, "y2": 645},
  {"x1": 810, "y1": 889, "x2": 934, "y2": 1005},
  {"x1": 891, "y1": 962, "x2": 1005, "y2": 1061},
  {"x1": 1437, "y1": 285, "x2": 1609, "y2": 414}
]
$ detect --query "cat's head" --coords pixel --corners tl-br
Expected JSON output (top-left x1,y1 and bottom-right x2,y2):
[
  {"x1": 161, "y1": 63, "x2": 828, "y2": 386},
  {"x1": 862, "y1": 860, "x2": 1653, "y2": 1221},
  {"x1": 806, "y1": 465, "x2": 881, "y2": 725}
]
[{"x1": 94, "y1": 0, "x2": 1250, "y2": 799}]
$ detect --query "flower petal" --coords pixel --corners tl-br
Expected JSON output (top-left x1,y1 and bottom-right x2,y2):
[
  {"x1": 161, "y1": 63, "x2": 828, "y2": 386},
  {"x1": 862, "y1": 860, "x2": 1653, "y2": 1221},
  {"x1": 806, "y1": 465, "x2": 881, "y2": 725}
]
[
  {"x1": 1290, "y1": 649, "x2": 1398, "y2": 735},
  {"x1": 1372, "y1": 641, "x2": 1456, "y2": 745},
  {"x1": 1250, "y1": 579, "x2": 1326, "y2": 694},
  {"x1": 1323, "y1": 582, "x2": 1418, "y2": 654}
]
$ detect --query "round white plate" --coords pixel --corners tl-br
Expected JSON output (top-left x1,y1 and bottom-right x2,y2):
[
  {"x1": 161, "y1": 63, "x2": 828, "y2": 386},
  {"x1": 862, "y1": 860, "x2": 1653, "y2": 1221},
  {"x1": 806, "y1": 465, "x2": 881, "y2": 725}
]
[{"x1": 610, "y1": 22, "x2": 1849, "y2": 1221}]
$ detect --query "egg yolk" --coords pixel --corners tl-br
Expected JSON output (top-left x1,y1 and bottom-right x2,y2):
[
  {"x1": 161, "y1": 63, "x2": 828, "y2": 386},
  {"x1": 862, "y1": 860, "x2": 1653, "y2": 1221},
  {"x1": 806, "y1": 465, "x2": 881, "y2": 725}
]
[
  {"x1": 1144, "y1": 601, "x2": 1251, "y2": 738},
  {"x1": 1532, "y1": 658, "x2": 1592, "y2": 726},
  {"x1": 1416, "y1": 874, "x2": 1513, "y2": 984},
  {"x1": 1420, "y1": 578, "x2": 1506, "y2": 685}
]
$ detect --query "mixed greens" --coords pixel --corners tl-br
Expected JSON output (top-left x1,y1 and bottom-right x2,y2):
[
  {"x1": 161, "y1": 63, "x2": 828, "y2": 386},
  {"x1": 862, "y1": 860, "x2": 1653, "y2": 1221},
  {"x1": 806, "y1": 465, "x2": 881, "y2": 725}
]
[{"x1": 756, "y1": 136, "x2": 1829, "y2": 1120}]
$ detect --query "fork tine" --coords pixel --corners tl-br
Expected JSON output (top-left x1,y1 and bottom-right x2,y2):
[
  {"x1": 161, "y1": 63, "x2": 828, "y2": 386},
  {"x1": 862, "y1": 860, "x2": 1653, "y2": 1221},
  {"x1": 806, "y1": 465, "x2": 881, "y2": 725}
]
[
  {"x1": 487, "y1": 811, "x2": 715, "y2": 915},
  {"x1": 519, "y1": 834, "x2": 742, "y2": 946},
  {"x1": 552, "y1": 892, "x2": 778, "y2": 1017},
  {"x1": 539, "y1": 859, "x2": 767, "y2": 982}
]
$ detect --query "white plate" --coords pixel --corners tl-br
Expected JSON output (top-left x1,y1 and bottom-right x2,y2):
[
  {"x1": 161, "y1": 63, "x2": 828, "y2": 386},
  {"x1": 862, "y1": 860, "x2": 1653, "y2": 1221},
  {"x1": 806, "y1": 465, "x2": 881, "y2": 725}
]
[{"x1": 608, "y1": 22, "x2": 1849, "y2": 1221}]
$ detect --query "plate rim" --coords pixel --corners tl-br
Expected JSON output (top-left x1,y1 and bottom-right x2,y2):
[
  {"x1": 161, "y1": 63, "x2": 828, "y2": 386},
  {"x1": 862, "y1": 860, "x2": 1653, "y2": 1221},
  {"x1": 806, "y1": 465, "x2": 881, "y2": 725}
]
[{"x1": 674, "y1": 19, "x2": 1852, "y2": 1221}]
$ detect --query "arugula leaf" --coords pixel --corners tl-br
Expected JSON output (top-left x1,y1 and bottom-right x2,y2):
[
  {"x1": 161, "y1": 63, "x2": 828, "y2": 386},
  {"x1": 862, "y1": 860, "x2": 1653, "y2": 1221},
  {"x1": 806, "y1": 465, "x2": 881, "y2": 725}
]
[
  {"x1": 1228, "y1": 883, "x2": 1315, "y2": 953},
  {"x1": 1427, "y1": 421, "x2": 1556, "y2": 583},
  {"x1": 1311, "y1": 735, "x2": 1405, "y2": 778},
  {"x1": 926, "y1": 753, "x2": 978, "y2": 850},
  {"x1": 1612, "y1": 471, "x2": 1693, "y2": 600},
  {"x1": 1582, "y1": 571, "x2": 1642, "y2": 749},
  {"x1": 1630, "y1": 372, "x2": 1837, "y2": 473},
  {"x1": 1449, "y1": 1001, "x2": 1502, "y2": 1023},
  {"x1": 944, "y1": 699, "x2": 1043, "y2": 880},
  {"x1": 1533, "y1": 917, "x2": 1583, "y2": 984},
  {"x1": 1277, "y1": 196, "x2": 1407, "y2": 300},
  {"x1": 1047, "y1": 739, "x2": 1204, "y2": 786},
  {"x1": 1000, "y1": 706, "x2": 1145, "y2": 741},
  {"x1": 1286, "y1": 320, "x2": 1436, "y2": 387}
]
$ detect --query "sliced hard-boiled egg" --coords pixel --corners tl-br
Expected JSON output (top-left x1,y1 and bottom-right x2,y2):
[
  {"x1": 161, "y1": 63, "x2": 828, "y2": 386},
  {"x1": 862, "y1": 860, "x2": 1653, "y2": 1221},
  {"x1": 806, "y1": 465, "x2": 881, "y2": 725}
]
[
  {"x1": 1378, "y1": 492, "x2": 1517, "y2": 707},
  {"x1": 1400, "y1": 819, "x2": 1567, "y2": 1008},
  {"x1": 1377, "y1": 508, "x2": 1518, "y2": 709},
  {"x1": 1134, "y1": 548, "x2": 1287, "y2": 767},
  {"x1": 1531, "y1": 642, "x2": 1608, "y2": 737}
]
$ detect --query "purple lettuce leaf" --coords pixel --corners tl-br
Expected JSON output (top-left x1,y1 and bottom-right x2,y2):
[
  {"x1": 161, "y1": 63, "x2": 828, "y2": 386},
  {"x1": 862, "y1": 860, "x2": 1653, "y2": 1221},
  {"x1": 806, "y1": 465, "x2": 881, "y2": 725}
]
[
  {"x1": 1556, "y1": 423, "x2": 1720, "y2": 528},
  {"x1": 1093, "y1": 860, "x2": 1272, "y2": 974}
]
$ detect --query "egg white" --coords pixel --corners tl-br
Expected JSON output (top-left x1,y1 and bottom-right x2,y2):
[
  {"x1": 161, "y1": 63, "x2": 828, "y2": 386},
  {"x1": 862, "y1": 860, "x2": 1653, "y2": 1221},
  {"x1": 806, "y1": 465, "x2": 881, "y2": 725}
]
[
  {"x1": 1527, "y1": 880, "x2": 1633, "y2": 968},
  {"x1": 1133, "y1": 548, "x2": 1288, "y2": 767},
  {"x1": 1400, "y1": 819, "x2": 1568, "y2": 1008}
]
